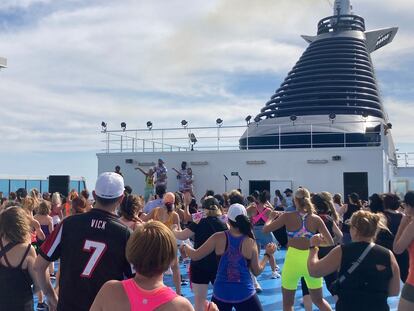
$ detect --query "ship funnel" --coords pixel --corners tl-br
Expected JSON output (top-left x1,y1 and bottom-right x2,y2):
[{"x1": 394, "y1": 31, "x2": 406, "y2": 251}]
[{"x1": 240, "y1": 1, "x2": 398, "y2": 150}]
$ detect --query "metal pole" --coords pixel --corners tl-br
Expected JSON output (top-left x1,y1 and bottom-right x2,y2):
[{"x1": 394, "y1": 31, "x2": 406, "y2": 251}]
[
  {"x1": 279, "y1": 125, "x2": 281, "y2": 149},
  {"x1": 343, "y1": 131, "x2": 346, "y2": 148},
  {"x1": 120, "y1": 135, "x2": 123, "y2": 152},
  {"x1": 217, "y1": 127, "x2": 220, "y2": 151},
  {"x1": 161, "y1": 129, "x2": 164, "y2": 152},
  {"x1": 246, "y1": 125, "x2": 249, "y2": 150},
  {"x1": 106, "y1": 132, "x2": 110, "y2": 153},
  {"x1": 310, "y1": 124, "x2": 313, "y2": 148}
]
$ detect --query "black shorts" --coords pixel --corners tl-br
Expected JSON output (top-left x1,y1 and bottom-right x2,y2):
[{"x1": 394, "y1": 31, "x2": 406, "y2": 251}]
[
  {"x1": 212, "y1": 294, "x2": 263, "y2": 311},
  {"x1": 190, "y1": 263, "x2": 217, "y2": 285}
]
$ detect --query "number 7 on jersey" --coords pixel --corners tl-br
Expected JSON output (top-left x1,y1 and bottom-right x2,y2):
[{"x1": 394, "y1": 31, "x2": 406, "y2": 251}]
[{"x1": 81, "y1": 240, "x2": 107, "y2": 278}]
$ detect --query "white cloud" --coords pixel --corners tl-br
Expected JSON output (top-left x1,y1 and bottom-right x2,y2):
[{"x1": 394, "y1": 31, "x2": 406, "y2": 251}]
[
  {"x1": 0, "y1": 0, "x2": 413, "y2": 156},
  {"x1": 0, "y1": 0, "x2": 51, "y2": 10},
  {"x1": 384, "y1": 97, "x2": 414, "y2": 143}
]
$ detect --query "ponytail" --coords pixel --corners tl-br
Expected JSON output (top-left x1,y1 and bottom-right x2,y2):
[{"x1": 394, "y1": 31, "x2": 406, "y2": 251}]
[
  {"x1": 294, "y1": 188, "x2": 315, "y2": 215},
  {"x1": 229, "y1": 215, "x2": 255, "y2": 239}
]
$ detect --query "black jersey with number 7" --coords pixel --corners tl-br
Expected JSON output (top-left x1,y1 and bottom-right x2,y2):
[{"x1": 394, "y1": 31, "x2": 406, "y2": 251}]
[{"x1": 39, "y1": 208, "x2": 133, "y2": 311}]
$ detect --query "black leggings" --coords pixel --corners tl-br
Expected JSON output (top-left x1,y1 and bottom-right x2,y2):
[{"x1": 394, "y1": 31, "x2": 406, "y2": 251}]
[
  {"x1": 301, "y1": 246, "x2": 337, "y2": 296},
  {"x1": 212, "y1": 294, "x2": 263, "y2": 311}
]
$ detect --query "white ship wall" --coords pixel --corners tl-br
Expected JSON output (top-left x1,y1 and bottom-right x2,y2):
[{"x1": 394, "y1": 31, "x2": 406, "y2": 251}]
[{"x1": 97, "y1": 146, "x2": 389, "y2": 199}]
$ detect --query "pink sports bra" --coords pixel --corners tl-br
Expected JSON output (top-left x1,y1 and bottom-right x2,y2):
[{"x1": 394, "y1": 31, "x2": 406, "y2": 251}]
[
  {"x1": 122, "y1": 278, "x2": 177, "y2": 311},
  {"x1": 252, "y1": 205, "x2": 270, "y2": 225}
]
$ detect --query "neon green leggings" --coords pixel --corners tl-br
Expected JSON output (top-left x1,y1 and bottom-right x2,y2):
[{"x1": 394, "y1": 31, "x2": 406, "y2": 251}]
[{"x1": 281, "y1": 246, "x2": 323, "y2": 290}]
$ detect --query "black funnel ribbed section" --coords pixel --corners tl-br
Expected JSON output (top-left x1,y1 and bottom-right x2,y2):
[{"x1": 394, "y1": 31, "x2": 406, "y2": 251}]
[
  {"x1": 239, "y1": 14, "x2": 391, "y2": 150},
  {"x1": 255, "y1": 15, "x2": 384, "y2": 121}
]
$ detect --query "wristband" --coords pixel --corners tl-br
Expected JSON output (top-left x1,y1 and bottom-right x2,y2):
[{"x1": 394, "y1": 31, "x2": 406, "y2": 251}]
[
  {"x1": 264, "y1": 253, "x2": 271, "y2": 259},
  {"x1": 309, "y1": 245, "x2": 319, "y2": 250}
]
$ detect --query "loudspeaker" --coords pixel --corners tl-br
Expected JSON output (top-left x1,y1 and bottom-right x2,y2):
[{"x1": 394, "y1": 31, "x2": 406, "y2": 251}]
[{"x1": 49, "y1": 175, "x2": 70, "y2": 197}]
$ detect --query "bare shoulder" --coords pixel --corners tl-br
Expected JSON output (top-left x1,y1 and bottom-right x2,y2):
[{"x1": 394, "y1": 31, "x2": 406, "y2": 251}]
[
  {"x1": 96, "y1": 280, "x2": 129, "y2": 310},
  {"x1": 158, "y1": 296, "x2": 193, "y2": 311},
  {"x1": 212, "y1": 231, "x2": 226, "y2": 240},
  {"x1": 31, "y1": 218, "x2": 41, "y2": 227},
  {"x1": 309, "y1": 213, "x2": 324, "y2": 223},
  {"x1": 100, "y1": 280, "x2": 125, "y2": 297}
]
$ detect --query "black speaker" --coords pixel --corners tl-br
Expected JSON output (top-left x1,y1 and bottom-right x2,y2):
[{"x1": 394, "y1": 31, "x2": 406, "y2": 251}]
[{"x1": 49, "y1": 175, "x2": 70, "y2": 197}]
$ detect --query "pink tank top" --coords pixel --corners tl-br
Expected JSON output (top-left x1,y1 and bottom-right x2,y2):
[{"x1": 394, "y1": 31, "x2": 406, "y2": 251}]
[{"x1": 122, "y1": 278, "x2": 177, "y2": 311}]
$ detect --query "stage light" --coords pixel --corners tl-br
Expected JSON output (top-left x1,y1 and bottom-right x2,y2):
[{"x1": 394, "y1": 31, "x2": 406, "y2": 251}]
[
  {"x1": 254, "y1": 116, "x2": 261, "y2": 123},
  {"x1": 290, "y1": 115, "x2": 297, "y2": 122},
  {"x1": 181, "y1": 120, "x2": 188, "y2": 128},
  {"x1": 329, "y1": 113, "x2": 336, "y2": 120},
  {"x1": 245, "y1": 115, "x2": 252, "y2": 125},
  {"x1": 101, "y1": 121, "x2": 107, "y2": 132},
  {"x1": 362, "y1": 111, "x2": 369, "y2": 119},
  {"x1": 146, "y1": 121, "x2": 153, "y2": 130},
  {"x1": 216, "y1": 118, "x2": 223, "y2": 127},
  {"x1": 121, "y1": 122, "x2": 126, "y2": 131}
]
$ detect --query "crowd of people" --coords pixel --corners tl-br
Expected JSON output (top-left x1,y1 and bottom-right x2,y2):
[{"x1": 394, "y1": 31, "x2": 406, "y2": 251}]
[{"x1": 0, "y1": 170, "x2": 413, "y2": 311}]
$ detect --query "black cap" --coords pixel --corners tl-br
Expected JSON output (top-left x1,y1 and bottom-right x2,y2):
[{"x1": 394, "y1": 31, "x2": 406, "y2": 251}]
[
  {"x1": 202, "y1": 196, "x2": 219, "y2": 210},
  {"x1": 348, "y1": 192, "x2": 360, "y2": 202},
  {"x1": 284, "y1": 188, "x2": 293, "y2": 194}
]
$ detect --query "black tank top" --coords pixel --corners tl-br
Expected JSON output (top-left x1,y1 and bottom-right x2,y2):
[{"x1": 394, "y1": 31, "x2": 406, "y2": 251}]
[
  {"x1": 0, "y1": 241, "x2": 34, "y2": 311},
  {"x1": 342, "y1": 204, "x2": 360, "y2": 233},
  {"x1": 336, "y1": 242, "x2": 392, "y2": 311}
]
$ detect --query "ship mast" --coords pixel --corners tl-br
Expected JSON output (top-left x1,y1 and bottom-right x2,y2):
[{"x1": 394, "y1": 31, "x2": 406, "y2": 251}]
[{"x1": 333, "y1": 0, "x2": 353, "y2": 16}]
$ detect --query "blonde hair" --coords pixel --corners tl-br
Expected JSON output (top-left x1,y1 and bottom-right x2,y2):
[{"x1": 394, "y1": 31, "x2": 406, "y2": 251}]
[
  {"x1": 30, "y1": 188, "x2": 39, "y2": 199},
  {"x1": 22, "y1": 197, "x2": 38, "y2": 213},
  {"x1": 0, "y1": 207, "x2": 31, "y2": 243},
  {"x1": 320, "y1": 191, "x2": 339, "y2": 223},
  {"x1": 51, "y1": 192, "x2": 61, "y2": 205},
  {"x1": 350, "y1": 210, "x2": 388, "y2": 238},
  {"x1": 126, "y1": 221, "x2": 177, "y2": 278},
  {"x1": 37, "y1": 200, "x2": 51, "y2": 215},
  {"x1": 294, "y1": 188, "x2": 315, "y2": 215}
]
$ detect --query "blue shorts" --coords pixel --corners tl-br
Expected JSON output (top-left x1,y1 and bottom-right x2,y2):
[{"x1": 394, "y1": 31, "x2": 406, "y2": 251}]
[{"x1": 254, "y1": 225, "x2": 276, "y2": 248}]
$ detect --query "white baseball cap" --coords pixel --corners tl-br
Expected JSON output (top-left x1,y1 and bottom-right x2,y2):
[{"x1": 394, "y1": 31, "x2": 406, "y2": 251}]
[
  {"x1": 95, "y1": 172, "x2": 125, "y2": 199},
  {"x1": 227, "y1": 203, "x2": 247, "y2": 222}
]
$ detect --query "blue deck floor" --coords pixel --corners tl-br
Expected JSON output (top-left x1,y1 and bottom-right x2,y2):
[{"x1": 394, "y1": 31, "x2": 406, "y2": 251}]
[{"x1": 35, "y1": 249, "x2": 401, "y2": 310}]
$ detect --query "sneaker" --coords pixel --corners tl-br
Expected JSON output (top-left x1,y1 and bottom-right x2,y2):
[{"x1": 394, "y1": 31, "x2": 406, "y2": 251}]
[
  {"x1": 275, "y1": 265, "x2": 281, "y2": 272},
  {"x1": 181, "y1": 279, "x2": 189, "y2": 286},
  {"x1": 37, "y1": 302, "x2": 48, "y2": 310},
  {"x1": 271, "y1": 270, "x2": 281, "y2": 279}
]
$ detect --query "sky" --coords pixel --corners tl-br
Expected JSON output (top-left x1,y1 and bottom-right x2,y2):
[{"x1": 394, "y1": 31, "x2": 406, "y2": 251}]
[{"x1": 0, "y1": 0, "x2": 413, "y2": 190}]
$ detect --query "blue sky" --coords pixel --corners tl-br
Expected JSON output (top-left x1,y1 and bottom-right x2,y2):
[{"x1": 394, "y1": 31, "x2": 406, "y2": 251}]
[{"x1": 0, "y1": 0, "x2": 413, "y2": 190}]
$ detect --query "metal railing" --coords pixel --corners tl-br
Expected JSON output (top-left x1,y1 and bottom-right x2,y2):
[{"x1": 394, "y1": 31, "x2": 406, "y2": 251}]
[
  {"x1": 396, "y1": 153, "x2": 414, "y2": 168},
  {"x1": 100, "y1": 120, "x2": 384, "y2": 153}
]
